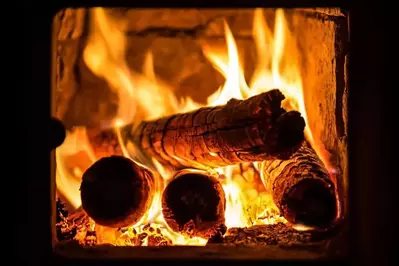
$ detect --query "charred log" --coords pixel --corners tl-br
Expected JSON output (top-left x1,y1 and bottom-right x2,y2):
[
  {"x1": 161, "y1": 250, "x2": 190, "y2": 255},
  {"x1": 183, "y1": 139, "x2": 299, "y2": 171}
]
[
  {"x1": 56, "y1": 198, "x2": 76, "y2": 241},
  {"x1": 127, "y1": 89, "x2": 305, "y2": 169},
  {"x1": 56, "y1": 202, "x2": 89, "y2": 242},
  {"x1": 80, "y1": 156, "x2": 155, "y2": 228},
  {"x1": 208, "y1": 223, "x2": 313, "y2": 246},
  {"x1": 261, "y1": 142, "x2": 337, "y2": 228},
  {"x1": 162, "y1": 169, "x2": 227, "y2": 238},
  {"x1": 207, "y1": 221, "x2": 343, "y2": 247}
]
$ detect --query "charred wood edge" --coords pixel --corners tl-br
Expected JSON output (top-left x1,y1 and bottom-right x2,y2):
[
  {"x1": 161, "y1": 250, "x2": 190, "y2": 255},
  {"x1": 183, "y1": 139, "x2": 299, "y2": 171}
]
[{"x1": 56, "y1": 199, "x2": 89, "y2": 242}]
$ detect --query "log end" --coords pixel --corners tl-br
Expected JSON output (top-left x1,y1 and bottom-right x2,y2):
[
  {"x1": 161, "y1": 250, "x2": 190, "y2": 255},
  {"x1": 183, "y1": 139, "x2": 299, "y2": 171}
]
[
  {"x1": 268, "y1": 110, "x2": 306, "y2": 159},
  {"x1": 162, "y1": 170, "x2": 226, "y2": 239},
  {"x1": 80, "y1": 156, "x2": 155, "y2": 228},
  {"x1": 281, "y1": 179, "x2": 337, "y2": 228}
]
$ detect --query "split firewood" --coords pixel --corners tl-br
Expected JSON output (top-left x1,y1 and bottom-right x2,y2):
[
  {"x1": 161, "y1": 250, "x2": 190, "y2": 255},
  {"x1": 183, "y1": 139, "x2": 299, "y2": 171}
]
[
  {"x1": 80, "y1": 156, "x2": 156, "y2": 228},
  {"x1": 260, "y1": 142, "x2": 337, "y2": 228},
  {"x1": 162, "y1": 169, "x2": 227, "y2": 239},
  {"x1": 123, "y1": 89, "x2": 305, "y2": 169}
]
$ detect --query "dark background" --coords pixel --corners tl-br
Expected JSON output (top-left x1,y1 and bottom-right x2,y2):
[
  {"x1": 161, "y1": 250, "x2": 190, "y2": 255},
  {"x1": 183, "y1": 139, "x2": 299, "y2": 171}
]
[{"x1": 22, "y1": 0, "x2": 394, "y2": 265}]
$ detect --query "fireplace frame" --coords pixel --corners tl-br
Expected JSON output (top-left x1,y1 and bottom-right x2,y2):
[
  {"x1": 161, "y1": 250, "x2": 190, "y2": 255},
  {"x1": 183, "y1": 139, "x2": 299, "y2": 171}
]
[{"x1": 22, "y1": 1, "x2": 392, "y2": 265}]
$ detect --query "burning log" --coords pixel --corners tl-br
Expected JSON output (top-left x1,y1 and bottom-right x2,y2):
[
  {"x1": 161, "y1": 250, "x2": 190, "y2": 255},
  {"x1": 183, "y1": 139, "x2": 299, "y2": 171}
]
[
  {"x1": 80, "y1": 156, "x2": 155, "y2": 228},
  {"x1": 260, "y1": 142, "x2": 337, "y2": 228},
  {"x1": 162, "y1": 169, "x2": 227, "y2": 238},
  {"x1": 56, "y1": 199, "x2": 90, "y2": 243},
  {"x1": 127, "y1": 89, "x2": 305, "y2": 169}
]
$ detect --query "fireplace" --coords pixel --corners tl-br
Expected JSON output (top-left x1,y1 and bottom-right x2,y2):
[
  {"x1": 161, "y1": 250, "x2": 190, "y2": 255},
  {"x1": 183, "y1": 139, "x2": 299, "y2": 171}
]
[
  {"x1": 49, "y1": 6, "x2": 349, "y2": 260},
  {"x1": 21, "y1": 3, "x2": 393, "y2": 265}
]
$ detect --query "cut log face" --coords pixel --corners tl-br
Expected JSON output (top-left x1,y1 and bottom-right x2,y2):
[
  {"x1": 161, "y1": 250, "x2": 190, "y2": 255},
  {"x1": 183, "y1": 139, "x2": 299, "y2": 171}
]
[
  {"x1": 261, "y1": 142, "x2": 337, "y2": 228},
  {"x1": 129, "y1": 89, "x2": 306, "y2": 169},
  {"x1": 162, "y1": 169, "x2": 227, "y2": 238},
  {"x1": 80, "y1": 156, "x2": 155, "y2": 228}
]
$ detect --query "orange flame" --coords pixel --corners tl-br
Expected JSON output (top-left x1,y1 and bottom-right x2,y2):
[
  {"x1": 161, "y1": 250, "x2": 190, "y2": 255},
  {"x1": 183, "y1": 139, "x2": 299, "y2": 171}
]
[{"x1": 56, "y1": 8, "x2": 334, "y2": 246}]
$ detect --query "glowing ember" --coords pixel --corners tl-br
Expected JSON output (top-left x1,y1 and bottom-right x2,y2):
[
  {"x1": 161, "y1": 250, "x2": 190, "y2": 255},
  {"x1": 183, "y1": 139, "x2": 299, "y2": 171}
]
[{"x1": 56, "y1": 8, "x2": 335, "y2": 246}]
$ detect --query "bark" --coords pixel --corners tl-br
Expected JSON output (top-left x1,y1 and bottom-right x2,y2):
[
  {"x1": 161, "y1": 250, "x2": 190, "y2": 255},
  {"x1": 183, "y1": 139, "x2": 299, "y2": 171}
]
[
  {"x1": 260, "y1": 142, "x2": 337, "y2": 228},
  {"x1": 80, "y1": 156, "x2": 156, "y2": 228},
  {"x1": 128, "y1": 89, "x2": 305, "y2": 169},
  {"x1": 162, "y1": 169, "x2": 227, "y2": 239}
]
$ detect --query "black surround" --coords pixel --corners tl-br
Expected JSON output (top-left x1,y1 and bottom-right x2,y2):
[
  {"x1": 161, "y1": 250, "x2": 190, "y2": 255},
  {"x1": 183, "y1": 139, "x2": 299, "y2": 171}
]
[{"x1": 22, "y1": 1, "x2": 393, "y2": 265}]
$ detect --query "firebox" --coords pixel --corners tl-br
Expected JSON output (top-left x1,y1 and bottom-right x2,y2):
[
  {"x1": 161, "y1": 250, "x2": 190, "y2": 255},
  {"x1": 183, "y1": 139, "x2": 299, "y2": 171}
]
[{"x1": 50, "y1": 6, "x2": 350, "y2": 261}]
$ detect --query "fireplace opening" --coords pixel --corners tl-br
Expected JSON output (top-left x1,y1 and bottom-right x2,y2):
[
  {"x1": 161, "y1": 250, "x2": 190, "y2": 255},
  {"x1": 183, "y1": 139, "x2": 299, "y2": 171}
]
[{"x1": 52, "y1": 7, "x2": 348, "y2": 259}]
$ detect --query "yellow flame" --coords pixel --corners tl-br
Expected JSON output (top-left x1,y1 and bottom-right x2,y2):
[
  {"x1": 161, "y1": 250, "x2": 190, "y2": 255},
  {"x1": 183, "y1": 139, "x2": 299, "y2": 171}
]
[
  {"x1": 56, "y1": 127, "x2": 95, "y2": 209},
  {"x1": 203, "y1": 21, "x2": 250, "y2": 105},
  {"x1": 82, "y1": 8, "x2": 135, "y2": 126},
  {"x1": 292, "y1": 224, "x2": 315, "y2": 231},
  {"x1": 223, "y1": 181, "x2": 249, "y2": 228},
  {"x1": 56, "y1": 8, "x2": 334, "y2": 246}
]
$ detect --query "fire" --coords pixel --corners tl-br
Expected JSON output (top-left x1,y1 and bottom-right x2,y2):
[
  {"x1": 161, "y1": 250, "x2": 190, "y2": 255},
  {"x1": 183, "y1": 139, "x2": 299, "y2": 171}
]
[
  {"x1": 56, "y1": 8, "x2": 333, "y2": 246},
  {"x1": 56, "y1": 127, "x2": 95, "y2": 209}
]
